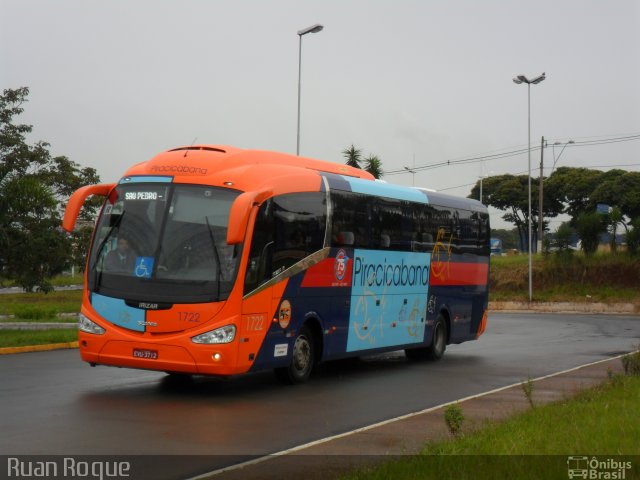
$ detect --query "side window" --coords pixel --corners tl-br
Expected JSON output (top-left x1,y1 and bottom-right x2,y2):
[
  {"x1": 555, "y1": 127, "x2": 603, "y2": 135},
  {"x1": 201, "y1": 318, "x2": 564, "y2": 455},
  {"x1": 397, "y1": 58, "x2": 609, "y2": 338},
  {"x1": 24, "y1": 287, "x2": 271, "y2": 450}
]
[
  {"x1": 431, "y1": 205, "x2": 455, "y2": 252},
  {"x1": 244, "y1": 199, "x2": 274, "y2": 294},
  {"x1": 272, "y1": 192, "x2": 327, "y2": 274},
  {"x1": 244, "y1": 193, "x2": 327, "y2": 294},
  {"x1": 330, "y1": 191, "x2": 373, "y2": 248},
  {"x1": 479, "y1": 212, "x2": 490, "y2": 255},
  {"x1": 458, "y1": 209, "x2": 472, "y2": 255},
  {"x1": 412, "y1": 204, "x2": 436, "y2": 252},
  {"x1": 373, "y1": 199, "x2": 414, "y2": 251}
]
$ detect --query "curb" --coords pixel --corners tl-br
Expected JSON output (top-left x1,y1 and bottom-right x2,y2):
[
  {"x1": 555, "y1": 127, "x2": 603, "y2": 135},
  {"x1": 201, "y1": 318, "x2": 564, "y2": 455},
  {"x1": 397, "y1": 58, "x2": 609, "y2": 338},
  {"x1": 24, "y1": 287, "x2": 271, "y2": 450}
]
[
  {"x1": 489, "y1": 301, "x2": 639, "y2": 314},
  {"x1": 0, "y1": 341, "x2": 79, "y2": 355}
]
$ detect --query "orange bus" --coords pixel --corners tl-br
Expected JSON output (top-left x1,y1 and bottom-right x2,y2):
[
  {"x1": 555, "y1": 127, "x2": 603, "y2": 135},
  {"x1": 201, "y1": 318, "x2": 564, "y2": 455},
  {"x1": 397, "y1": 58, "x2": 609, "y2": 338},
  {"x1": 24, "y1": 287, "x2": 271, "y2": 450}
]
[{"x1": 63, "y1": 145, "x2": 489, "y2": 383}]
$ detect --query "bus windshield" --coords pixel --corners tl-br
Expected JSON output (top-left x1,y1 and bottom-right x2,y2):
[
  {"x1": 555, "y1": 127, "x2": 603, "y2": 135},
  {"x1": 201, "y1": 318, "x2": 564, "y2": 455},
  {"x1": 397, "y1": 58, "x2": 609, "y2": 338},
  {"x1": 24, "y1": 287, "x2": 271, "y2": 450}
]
[{"x1": 88, "y1": 183, "x2": 241, "y2": 303}]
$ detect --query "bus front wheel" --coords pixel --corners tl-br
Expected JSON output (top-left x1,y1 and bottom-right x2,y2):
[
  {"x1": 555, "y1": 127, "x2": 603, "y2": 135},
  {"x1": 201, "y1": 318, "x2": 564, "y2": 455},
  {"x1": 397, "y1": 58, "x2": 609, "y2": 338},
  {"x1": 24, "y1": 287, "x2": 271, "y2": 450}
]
[{"x1": 275, "y1": 325, "x2": 315, "y2": 384}]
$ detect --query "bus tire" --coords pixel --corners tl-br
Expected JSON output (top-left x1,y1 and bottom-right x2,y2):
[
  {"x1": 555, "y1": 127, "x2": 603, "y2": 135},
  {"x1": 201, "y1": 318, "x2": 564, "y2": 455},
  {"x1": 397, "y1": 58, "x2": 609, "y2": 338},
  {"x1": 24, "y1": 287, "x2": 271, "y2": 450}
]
[
  {"x1": 426, "y1": 314, "x2": 447, "y2": 361},
  {"x1": 405, "y1": 315, "x2": 448, "y2": 361},
  {"x1": 274, "y1": 325, "x2": 315, "y2": 384}
]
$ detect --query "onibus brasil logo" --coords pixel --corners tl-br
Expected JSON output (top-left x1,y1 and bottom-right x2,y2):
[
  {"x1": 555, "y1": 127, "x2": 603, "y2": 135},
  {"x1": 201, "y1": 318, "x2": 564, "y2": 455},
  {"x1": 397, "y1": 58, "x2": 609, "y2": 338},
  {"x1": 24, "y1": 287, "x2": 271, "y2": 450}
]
[{"x1": 567, "y1": 456, "x2": 632, "y2": 479}]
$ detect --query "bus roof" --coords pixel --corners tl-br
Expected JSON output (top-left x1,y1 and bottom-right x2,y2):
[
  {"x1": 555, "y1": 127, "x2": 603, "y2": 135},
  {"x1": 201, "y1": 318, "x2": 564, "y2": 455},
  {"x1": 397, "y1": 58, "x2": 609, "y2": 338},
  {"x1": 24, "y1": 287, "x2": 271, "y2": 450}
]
[
  {"x1": 120, "y1": 145, "x2": 372, "y2": 198},
  {"x1": 119, "y1": 145, "x2": 486, "y2": 212}
]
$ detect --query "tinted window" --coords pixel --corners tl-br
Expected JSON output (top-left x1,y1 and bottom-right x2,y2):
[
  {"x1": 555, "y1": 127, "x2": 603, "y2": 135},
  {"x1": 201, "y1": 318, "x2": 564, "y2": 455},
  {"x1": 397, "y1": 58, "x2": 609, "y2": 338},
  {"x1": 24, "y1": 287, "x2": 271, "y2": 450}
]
[
  {"x1": 244, "y1": 192, "x2": 327, "y2": 294},
  {"x1": 330, "y1": 191, "x2": 372, "y2": 248},
  {"x1": 88, "y1": 184, "x2": 241, "y2": 303},
  {"x1": 329, "y1": 189, "x2": 489, "y2": 257}
]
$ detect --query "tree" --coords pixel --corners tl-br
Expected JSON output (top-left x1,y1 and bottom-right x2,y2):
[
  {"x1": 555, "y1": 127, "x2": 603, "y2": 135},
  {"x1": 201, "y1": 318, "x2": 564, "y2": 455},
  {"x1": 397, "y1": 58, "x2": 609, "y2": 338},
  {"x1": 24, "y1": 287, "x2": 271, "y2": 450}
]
[
  {"x1": 627, "y1": 218, "x2": 640, "y2": 256},
  {"x1": 606, "y1": 207, "x2": 623, "y2": 253},
  {"x1": 342, "y1": 144, "x2": 362, "y2": 169},
  {"x1": 469, "y1": 174, "x2": 562, "y2": 252},
  {"x1": 591, "y1": 171, "x2": 640, "y2": 222},
  {"x1": 554, "y1": 222, "x2": 574, "y2": 254},
  {"x1": 363, "y1": 154, "x2": 383, "y2": 179},
  {"x1": 575, "y1": 212, "x2": 606, "y2": 255},
  {"x1": 490, "y1": 228, "x2": 520, "y2": 250},
  {"x1": 545, "y1": 167, "x2": 606, "y2": 222},
  {"x1": 0, "y1": 87, "x2": 100, "y2": 291}
]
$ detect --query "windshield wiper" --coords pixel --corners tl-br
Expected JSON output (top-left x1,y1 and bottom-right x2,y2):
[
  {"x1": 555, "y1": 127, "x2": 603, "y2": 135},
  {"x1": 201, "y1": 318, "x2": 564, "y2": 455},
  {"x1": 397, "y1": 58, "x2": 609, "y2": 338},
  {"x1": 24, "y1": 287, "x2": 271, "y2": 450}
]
[{"x1": 204, "y1": 216, "x2": 222, "y2": 302}]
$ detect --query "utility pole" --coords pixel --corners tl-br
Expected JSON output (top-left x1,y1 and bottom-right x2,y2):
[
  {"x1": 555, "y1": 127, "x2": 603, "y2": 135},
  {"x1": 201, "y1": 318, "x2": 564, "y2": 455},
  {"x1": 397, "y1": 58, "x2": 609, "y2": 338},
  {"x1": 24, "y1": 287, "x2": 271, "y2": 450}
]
[{"x1": 538, "y1": 136, "x2": 545, "y2": 253}]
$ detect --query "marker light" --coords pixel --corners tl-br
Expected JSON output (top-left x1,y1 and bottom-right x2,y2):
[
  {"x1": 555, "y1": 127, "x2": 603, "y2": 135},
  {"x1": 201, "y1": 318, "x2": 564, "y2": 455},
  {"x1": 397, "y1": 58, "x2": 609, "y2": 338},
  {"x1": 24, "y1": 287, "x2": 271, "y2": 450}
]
[
  {"x1": 192, "y1": 325, "x2": 236, "y2": 344},
  {"x1": 78, "y1": 313, "x2": 105, "y2": 335}
]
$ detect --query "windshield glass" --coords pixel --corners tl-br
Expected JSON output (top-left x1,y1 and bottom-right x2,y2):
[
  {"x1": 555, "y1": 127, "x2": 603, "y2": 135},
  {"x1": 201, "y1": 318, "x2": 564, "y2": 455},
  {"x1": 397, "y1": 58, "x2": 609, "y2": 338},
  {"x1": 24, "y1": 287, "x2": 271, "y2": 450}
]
[{"x1": 88, "y1": 183, "x2": 241, "y2": 303}]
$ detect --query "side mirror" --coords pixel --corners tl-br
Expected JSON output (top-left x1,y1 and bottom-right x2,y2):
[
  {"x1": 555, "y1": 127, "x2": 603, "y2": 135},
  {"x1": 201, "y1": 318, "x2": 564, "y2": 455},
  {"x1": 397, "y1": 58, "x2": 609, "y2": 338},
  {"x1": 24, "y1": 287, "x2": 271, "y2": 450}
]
[
  {"x1": 62, "y1": 183, "x2": 115, "y2": 232},
  {"x1": 226, "y1": 189, "x2": 272, "y2": 244}
]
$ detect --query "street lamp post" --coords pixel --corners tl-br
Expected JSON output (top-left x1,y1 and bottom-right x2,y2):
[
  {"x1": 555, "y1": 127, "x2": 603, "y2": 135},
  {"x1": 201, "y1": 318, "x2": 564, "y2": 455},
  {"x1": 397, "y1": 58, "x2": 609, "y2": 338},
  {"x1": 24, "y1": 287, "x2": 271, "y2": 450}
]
[
  {"x1": 403, "y1": 166, "x2": 416, "y2": 186},
  {"x1": 296, "y1": 24, "x2": 324, "y2": 156},
  {"x1": 479, "y1": 172, "x2": 489, "y2": 203},
  {"x1": 551, "y1": 139, "x2": 575, "y2": 174},
  {"x1": 539, "y1": 138, "x2": 574, "y2": 252},
  {"x1": 513, "y1": 72, "x2": 546, "y2": 303},
  {"x1": 478, "y1": 160, "x2": 490, "y2": 203}
]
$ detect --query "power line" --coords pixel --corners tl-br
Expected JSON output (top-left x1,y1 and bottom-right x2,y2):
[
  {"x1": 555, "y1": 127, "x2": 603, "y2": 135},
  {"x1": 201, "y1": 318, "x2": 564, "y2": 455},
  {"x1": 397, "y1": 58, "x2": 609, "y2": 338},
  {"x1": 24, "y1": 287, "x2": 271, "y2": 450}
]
[
  {"x1": 436, "y1": 163, "x2": 640, "y2": 193},
  {"x1": 385, "y1": 133, "x2": 640, "y2": 176}
]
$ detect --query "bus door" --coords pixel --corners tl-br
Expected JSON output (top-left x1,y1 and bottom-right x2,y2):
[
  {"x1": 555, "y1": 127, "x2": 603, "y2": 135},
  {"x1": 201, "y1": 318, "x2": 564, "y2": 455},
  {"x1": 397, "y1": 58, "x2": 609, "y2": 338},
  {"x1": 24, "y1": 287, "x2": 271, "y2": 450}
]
[{"x1": 239, "y1": 199, "x2": 276, "y2": 370}]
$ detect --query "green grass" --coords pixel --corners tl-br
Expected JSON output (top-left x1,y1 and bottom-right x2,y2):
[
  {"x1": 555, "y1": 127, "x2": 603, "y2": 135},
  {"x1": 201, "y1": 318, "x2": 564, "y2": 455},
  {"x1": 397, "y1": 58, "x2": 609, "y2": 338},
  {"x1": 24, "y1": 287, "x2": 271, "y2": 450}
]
[
  {"x1": 0, "y1": 290, "x2": 83, "y2": 316},
  {"x1": 49, "y1": 273, "x2": 84, "y2": 287},
  {"x1": 344, "y1": 375, "x2": 640, "y2": 480},
  {"x1": 0, "y1": 329, "x2": 78, "y2": 348},
  {"x1": 423, "y1": 377, "x2": 639, "y2": 455},
  {"x1": 490, "y1": 285, "x2": 640, "y2": 303},
  {"x1": 490, "y1": 254, "x2": 530, "y2": 267}
]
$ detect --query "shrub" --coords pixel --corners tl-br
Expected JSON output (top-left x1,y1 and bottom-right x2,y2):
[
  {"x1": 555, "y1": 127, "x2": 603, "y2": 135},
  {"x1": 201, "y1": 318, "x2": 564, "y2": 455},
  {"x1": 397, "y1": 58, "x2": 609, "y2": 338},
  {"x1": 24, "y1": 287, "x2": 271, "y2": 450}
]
[
  {"x1": 575, "y1": 213, "x2": 606, "y2": 255},
  {"x1": 627, "y1": 220, "x2": 640, "y2": 256},
  {"x1": 621, "y1": 350, "x2": 640, "y2": 376},
  {"x1": 444, "y1": 404, "x2": 465, "y2": 437}
]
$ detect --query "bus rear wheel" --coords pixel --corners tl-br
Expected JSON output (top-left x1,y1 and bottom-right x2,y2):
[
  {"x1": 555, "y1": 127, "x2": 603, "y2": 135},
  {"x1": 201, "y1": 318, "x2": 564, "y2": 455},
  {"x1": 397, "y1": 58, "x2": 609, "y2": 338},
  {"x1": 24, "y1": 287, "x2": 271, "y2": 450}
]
[
  {"x1": 405, "y1": 314, "x2": 447, "y2": 361},
  {"x1": 275, "y1": 325, "x2": 315, "y2": 384}
]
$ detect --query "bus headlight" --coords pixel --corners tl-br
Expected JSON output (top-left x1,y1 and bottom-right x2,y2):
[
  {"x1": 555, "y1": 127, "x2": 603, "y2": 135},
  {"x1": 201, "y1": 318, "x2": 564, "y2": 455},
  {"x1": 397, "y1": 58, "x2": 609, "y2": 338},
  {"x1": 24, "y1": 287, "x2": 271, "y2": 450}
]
[
  {"x1": 192, "y1": 325, "x2": 236, "y2": 344},
  {"x1": 78, "y1": 313, "x2": 105, "y2": 335}
]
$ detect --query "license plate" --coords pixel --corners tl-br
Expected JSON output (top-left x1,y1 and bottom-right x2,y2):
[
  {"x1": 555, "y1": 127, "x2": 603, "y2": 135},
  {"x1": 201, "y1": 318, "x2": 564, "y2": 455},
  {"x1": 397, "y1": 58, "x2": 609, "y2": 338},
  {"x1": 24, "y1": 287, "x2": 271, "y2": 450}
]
[{"x1": 133, "y1": 348, "x2": 158, "y2": 360}]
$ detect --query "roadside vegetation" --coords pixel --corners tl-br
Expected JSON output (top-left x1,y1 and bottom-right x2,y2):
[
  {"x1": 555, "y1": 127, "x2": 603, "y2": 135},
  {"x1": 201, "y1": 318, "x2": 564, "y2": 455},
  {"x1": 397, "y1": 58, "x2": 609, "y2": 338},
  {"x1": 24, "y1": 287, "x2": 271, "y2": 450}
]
[
  {"x1": 0, "y1": 290, "x2": 82, "y2": 317},
  {"x1": 344, "y1": 366, "x2": 640, "y2": 480},
  {"x1": 490, "y1": 253, "x2": 640, "y2": 304},
  {"x1": 0, "y1": 87, "x2": 100, "y2": 293},
  {"x1": 0, "y1": 329, "x2": 77, "y2": 348}
]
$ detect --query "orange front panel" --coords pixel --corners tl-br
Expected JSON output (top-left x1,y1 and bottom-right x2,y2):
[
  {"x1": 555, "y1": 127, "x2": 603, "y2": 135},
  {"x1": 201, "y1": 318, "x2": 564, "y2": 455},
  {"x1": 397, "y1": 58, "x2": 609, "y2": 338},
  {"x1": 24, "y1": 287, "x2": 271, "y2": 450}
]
[
  {"x1": 98, "y1": 340, "x2": 197, "y2": 372},
  {"x1": 146, "y1": 303, "x2": 224, "y2": 333},
  {"x1": 237, "y1": 279, "x2": 290, "y2": 370},
  {"x1": 236, "y1": 313, "x2": 270, "y2": 371}
]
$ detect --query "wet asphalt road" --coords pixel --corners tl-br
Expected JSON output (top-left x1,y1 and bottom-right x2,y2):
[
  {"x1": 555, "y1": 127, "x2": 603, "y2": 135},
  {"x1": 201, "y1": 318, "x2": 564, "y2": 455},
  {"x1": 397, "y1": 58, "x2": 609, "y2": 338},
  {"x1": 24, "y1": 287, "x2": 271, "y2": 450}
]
[{"x1": 1, "y1": 312, "x2": 638, "y2": 478}]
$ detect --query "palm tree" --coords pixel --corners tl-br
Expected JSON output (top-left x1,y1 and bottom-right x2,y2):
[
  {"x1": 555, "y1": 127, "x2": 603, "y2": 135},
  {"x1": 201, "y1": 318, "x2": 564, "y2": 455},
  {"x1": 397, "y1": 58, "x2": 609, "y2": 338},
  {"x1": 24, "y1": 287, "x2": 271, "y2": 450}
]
[
  {"x1": 364, "y1": 154, "x2": 384, "y2": 179},
  {"x1": 342, "y1": 144, "x2": 362, "y2": 169}
]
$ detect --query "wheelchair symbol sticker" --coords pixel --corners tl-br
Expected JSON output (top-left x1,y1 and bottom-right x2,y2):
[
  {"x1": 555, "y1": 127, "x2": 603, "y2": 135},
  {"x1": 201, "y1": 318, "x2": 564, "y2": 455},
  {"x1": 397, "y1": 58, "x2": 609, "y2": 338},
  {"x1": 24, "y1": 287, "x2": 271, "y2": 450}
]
[{"x1": 135, "y1": 257, "x2": 155, "y2": 278}]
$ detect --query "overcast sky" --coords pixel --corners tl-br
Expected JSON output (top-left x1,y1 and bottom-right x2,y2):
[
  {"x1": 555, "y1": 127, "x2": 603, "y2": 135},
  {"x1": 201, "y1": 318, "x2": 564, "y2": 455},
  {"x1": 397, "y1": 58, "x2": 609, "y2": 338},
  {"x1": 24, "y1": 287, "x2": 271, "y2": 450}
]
[{"x1": 2, "y1": 0, "x2": 639, "y2": 229}]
